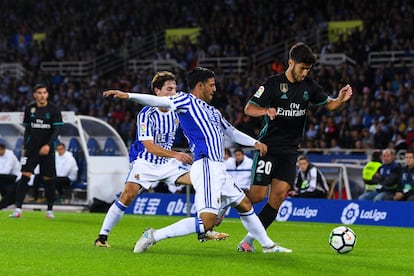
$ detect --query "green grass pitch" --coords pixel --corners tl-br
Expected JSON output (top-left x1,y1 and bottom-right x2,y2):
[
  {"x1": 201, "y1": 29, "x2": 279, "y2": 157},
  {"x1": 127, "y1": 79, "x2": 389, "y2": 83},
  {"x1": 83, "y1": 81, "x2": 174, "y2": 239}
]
[{"x1": 0, "y1": 210, "x2": 413, "y2": 275}]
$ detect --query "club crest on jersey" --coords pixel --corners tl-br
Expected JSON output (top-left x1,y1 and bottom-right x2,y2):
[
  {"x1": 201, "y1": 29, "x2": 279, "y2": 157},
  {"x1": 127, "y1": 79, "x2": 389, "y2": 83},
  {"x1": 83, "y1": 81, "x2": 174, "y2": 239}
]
[
  {"x1": 303, "y1": 91, "x2": 309, "y2": 101},
  {"x1": 135, "y1": 174, "x2": 140, "y2": 180},
  {"x1": 280, "y1": 83, "x2": 288, "y2": 93},
  {"x1": 30, "y1": 107, "x2": 36, "y2": 113},
  {"x1": 253, "y1": 86, "x2": 265, "y2": 98}
]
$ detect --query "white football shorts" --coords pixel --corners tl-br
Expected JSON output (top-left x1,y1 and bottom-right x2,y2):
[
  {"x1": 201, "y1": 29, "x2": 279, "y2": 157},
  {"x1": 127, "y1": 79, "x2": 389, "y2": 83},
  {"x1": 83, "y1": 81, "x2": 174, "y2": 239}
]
[
  {"x1": 125, "y1": 158, "x2": 190, "y2": 190},
  {"x1": 190, "y1": 158, "x2": 245, "y2": 215}
]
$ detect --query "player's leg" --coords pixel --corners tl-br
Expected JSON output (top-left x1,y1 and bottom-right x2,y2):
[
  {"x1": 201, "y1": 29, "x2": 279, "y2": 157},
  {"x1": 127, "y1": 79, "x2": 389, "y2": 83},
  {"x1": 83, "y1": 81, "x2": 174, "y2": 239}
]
[
  {"x1": 41, "y1": 153, "x2": 58, "y2": 218},
  {"x1": 95, "y1": 181, "x2": 141, "y2": 247},
  {"x1": 256, "y1": 153, "x2": 296, "y2": 229},
  {"x1": 10, "y1": 154, "x2": 38, "y2": 218},
  {"x1": 95, "y1": 159, "x2": 156, "y2": 247},
  {"x1": 133, "y1": 159, "x2": 222, "y2": 253},
  {"x1": 222, "y1": 174, "x2": 291, "y2": 253},
  {"x1": 240, "y1": 153, "x2": 295, "y2": 248}
]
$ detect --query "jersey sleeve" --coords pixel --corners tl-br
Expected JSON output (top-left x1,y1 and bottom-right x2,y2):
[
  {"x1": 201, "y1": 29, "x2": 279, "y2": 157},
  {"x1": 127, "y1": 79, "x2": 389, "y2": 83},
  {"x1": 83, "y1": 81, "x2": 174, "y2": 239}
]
[
  {"x1": 137, "y1": 107, "x2": 154, "y2": 141},
  {"x1": 168, "y1": 91, "x2": 190, "y2": 113},
  {"x1": 248, "y1": 79, "x2": 274, "y2": 108},
  {"x1": 310, "y1": 80, "x2": 329, "y2": 106},
  {"x1": 47, "y1": 106, "x2": 63, "y2": 147}
]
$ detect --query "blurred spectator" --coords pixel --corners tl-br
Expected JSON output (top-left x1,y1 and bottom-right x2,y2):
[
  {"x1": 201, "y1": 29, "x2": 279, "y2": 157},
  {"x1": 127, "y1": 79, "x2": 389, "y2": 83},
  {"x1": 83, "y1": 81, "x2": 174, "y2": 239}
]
[
  {"x1": 360, "y1": 150, "x2": 382, "y2": 196},
  {"x1": 0, "y1": 143, "x2": 21, "y2": 209},
  {"x1": 225, "y1": 148, "x2": 253, "y2": 192},
  {"x1": 358, "y1": 148, "x2": 401, "y2": 200},
  {"x1": 55, "y1": 143, "x2": 79, "y2": 203},
  {"x1": 289, "y1": 155, "x2": 329, "y2": 198},
  {"x1": 394, "y1": 149, "x2": 414, "y2": 201}
]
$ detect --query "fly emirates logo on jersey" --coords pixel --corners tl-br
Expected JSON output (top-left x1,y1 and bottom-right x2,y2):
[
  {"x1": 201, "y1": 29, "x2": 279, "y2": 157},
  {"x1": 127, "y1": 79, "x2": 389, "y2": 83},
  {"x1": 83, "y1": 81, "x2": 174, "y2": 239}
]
[
  {"x1": 31, "y1": 119, "x2": 51, "y2": 129},
  {"x1": 277, "y1": 103, "x2": 306, "y2": 117}
]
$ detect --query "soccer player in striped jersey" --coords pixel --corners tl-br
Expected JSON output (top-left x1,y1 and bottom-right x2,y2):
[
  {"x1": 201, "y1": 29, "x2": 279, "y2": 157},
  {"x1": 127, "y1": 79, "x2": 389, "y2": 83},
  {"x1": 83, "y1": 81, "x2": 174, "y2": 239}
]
[
  {"x1": 95, "y1": 71, "x2": 195, "y2": 247},
  {"x1": 104, "y1": 67, "x2": 292, "y2": 253}
]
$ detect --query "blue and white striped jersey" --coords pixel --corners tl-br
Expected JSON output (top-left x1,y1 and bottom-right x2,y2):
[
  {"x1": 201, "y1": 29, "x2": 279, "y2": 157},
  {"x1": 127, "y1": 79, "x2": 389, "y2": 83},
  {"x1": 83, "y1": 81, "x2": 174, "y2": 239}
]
[
  {"x1": 169, "y1": 91, "x2": 233, "y2": 162},
  {"x1": 129, "y1": 106, "x2": 179, "y2": 164}
]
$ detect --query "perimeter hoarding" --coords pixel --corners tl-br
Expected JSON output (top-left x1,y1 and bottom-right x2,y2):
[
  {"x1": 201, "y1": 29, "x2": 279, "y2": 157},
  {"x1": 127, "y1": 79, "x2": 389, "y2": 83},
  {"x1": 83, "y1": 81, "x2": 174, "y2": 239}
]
[{"x1": 125, "y1": 193, "x2": 414, "y2": 228}]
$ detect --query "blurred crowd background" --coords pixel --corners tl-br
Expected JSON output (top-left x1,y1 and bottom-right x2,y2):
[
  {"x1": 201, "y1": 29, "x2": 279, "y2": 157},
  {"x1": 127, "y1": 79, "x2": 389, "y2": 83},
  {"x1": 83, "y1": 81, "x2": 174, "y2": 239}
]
[{"x1": 1, "y1": 0, "x2": 413, "y2": 153}]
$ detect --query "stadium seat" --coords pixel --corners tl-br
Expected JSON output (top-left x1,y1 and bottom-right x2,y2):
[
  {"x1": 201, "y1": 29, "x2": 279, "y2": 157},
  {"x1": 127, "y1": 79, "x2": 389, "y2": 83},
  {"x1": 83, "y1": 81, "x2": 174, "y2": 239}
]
[
  {"x1": 103, "y1": 137, "x2": 117, "y2": 156},
  {"x1": 87, "y1": 137, "x2": 100, "y2": 156},
  {"x1": 13, "y1": 137, "x2": 23, "y2": 159}
]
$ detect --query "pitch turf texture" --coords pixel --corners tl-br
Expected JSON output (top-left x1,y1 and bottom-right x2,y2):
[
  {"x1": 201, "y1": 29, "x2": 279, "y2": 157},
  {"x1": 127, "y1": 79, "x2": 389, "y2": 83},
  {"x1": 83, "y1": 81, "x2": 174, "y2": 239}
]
[{"x1": 0, "y1": 211, "x2": 412, "y2": 275}]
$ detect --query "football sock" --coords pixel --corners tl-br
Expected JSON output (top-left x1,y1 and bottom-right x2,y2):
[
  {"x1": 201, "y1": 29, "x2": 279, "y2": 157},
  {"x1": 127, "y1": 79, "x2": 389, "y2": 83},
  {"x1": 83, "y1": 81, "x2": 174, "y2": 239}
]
[
  {"x1": 257, "y1": 203, "x2": 278, "y2": 229},
  {"x1": 154, "y1": 217, "x2": 204, "y2": 242},
  {"x1": 44, "y1": 179, "x2": 56, "y2": 210},
  {"x1": 15, "y1": 175, "x2": 30, "y2": 208},
  {"x1": 99, "y1": 200, "x2": 127, "y2": 236},
  {"x1": 239, "y1": 208, "x2": 274, "y2": 248},
  {"x1": 242, "y1": 203, "x2": 278, "y2": 244}
]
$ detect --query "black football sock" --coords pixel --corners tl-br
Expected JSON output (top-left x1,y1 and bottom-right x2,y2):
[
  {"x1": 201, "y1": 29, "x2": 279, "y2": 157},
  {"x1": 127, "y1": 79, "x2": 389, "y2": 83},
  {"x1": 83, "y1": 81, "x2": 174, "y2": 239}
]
[
  {"x1": 257, "y1": 203, "x2": 278, "y2": 229},
  {"x1": 15, "y1": 175, "x2": 30, "y2": 208},
  {"x1": 44, "y1": 179, "x2": 56, "y2": 211}
]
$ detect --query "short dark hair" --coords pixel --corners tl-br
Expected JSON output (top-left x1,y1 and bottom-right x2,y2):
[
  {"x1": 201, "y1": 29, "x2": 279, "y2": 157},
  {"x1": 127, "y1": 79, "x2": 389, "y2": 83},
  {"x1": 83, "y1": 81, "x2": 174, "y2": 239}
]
[
  {"x1": 406, "y1": 149, "x2": 414, "y2": 157},
  {"x1": 289, "y1": 42, "x2": 317, "y2": 65},
  {"x1": 187, "y1": 67, "x2": 215, "y2": 91},
  {"x1": 0, "y1": 143, "x2": 5, "y2": 149},
  {"x1": 56, "y1": 142, "x2": 66, "y2": 149},
  {"x1": 33, "y1": 83, "x2": 47, "y2": 92},
  {"x1": 234, "y1": 148, "x2": 245, "y2": 155},
  {"x1": 151, "y1": 71, "x2": 176, "y2": 92}
]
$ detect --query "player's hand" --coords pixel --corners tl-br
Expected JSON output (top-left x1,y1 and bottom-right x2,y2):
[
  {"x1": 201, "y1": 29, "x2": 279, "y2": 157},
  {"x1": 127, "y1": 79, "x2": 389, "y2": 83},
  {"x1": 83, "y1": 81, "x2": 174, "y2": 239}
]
[
  {"x1": 39, "y1": 144, "x2": 50, "y2": 156},
  {"x1": 254, "y1": 141, "x2": 267, "y2": 156},
  {"x1": 338, "y1": 84, "x2": 353, "y2": 103},
  {"x1": 103, "y1": 90, "x2": 130, "y2": 99},
  {"x1": 265, "y1": 107, "x2": 277, "y2": 120},
  {"x1": 175, "y1": 152, "x2": 193, "y2": 165}
]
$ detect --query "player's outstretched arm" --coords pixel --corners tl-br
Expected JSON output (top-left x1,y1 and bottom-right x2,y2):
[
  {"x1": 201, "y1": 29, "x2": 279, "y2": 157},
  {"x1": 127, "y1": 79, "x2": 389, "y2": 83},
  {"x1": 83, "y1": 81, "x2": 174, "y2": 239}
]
[
  {"x1": 103, "y1": 90, "x2": 130, "y2": 99},
  {"x1": 325, "y1": 84, "x2": 353, "y2": 111},
  {"x1": 224, "y1": 125, "x2": 268, "y2": 156},
  {"x1": 103, "y1": 90, "x2": 172, "y2": 108}
]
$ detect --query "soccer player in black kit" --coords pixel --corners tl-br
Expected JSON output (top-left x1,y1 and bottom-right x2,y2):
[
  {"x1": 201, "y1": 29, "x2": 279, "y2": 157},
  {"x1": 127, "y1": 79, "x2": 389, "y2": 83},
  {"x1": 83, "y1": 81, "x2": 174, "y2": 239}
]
[
  {"x1": 9, "y1": 84, "x2": 63, "y2": 219},
  {"x1": 237, "y1": 42, "x2": 353, "y2": 252}
]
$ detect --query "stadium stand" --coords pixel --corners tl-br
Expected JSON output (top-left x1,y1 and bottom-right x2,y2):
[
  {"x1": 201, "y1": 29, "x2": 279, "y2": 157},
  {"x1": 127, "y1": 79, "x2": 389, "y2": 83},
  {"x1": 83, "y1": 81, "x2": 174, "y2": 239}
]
[{"x1": 0, "y1": 0, "x2": 413, "y2": 163}]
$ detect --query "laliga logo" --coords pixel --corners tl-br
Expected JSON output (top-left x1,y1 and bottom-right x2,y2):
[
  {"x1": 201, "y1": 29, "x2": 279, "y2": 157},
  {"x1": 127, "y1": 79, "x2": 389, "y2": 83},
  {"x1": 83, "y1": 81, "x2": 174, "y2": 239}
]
[
  {"x1": 341, "y1": 202, "x2": 388, "y2": 224},
  {"x1": 276, "y1": 200, "x2": 293, "y2": 221},
  {"x1": 341, "y1": 202, "x2": 360, "y2": 224}
]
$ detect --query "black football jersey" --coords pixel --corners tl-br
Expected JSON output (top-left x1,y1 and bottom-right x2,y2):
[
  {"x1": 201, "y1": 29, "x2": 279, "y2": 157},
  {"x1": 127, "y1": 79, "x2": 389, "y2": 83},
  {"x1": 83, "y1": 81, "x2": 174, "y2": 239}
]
[{"x1": 248, "y1": 73, "x2": 329, "y2": 153}]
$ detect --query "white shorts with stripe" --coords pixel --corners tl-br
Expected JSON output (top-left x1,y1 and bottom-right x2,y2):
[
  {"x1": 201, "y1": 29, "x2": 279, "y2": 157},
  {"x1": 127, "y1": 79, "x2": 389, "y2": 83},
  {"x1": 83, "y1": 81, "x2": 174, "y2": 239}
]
[
  {"x1": 190, "y1": 158, "x2": 245, "y2": 215},
  {"x1": 125, "y1": 158, "x2": 190, "y2": 191}
]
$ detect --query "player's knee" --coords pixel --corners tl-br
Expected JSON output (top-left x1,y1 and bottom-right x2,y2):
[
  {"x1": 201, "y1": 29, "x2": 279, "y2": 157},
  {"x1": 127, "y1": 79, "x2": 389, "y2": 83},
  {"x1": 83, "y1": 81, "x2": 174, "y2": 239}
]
[
  {"x1": 246, "y1": 190, "x2": 266, "y2": 203},
  {"x1": 235, "y1": 196, "x2": 252, "y2": 213},
  {"x1": 120, "y1": 190, "x2": 138, "y2": 205}
]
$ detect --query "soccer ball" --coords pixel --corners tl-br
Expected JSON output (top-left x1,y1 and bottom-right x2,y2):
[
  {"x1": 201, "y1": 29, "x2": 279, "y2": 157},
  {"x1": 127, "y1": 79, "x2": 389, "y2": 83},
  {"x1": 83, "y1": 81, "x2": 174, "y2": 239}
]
[{"x1": 329, "y1": 226, "x2": 356, "y2": 254}]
